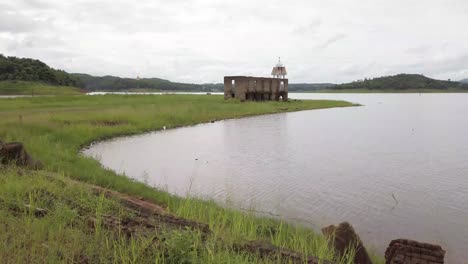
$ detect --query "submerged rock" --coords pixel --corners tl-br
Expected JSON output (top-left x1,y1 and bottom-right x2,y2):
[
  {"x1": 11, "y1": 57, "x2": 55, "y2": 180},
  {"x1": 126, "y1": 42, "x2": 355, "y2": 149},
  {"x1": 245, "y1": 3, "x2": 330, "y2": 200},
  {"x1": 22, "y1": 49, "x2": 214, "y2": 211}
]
[
  {"x1": 385, "y1": 239, "x2": 445, "y2": 264},
  {"x1": 322, "y1": 222, "x2": 373, "y2": 264},
  {"x1": 0, "y1": 141, "x2": 43, "y2": 169}
]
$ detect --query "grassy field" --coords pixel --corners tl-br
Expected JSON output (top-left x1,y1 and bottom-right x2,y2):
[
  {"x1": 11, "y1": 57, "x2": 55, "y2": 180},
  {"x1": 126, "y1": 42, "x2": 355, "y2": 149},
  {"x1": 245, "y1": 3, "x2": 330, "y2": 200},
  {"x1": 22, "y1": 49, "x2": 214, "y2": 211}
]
[
  {"x1": 0, "y1": 94, "x2": 382, "y2": 263},
  {"x1": 0, "y1": 81, "x2": 83, "y2": 95}
]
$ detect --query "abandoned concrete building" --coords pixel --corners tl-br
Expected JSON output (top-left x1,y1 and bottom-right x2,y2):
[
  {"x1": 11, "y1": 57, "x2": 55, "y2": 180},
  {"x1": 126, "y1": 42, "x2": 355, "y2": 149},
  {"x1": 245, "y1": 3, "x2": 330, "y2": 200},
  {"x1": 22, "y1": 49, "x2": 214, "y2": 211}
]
[{"x1": 224, "y1": 58, "x2": 288, "y2": 101}]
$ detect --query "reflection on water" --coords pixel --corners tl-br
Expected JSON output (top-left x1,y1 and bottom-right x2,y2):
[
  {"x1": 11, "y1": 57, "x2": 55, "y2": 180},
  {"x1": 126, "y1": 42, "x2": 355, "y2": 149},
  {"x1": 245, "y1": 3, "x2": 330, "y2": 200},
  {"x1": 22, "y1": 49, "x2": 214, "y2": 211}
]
[{"x1": 84, "y1": 93, "x2": 468, "y2": 263}]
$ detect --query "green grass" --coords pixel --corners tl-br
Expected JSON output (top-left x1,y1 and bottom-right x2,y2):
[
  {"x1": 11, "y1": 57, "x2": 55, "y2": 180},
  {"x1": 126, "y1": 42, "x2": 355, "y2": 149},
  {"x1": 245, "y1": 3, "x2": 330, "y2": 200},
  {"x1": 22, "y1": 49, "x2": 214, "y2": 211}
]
[
  {"x1": 0, "y1": 94, "x2": 383, "y2": 263},
  {"x1": 0, "y1": 81, "x2": 83, "y2": 95}
]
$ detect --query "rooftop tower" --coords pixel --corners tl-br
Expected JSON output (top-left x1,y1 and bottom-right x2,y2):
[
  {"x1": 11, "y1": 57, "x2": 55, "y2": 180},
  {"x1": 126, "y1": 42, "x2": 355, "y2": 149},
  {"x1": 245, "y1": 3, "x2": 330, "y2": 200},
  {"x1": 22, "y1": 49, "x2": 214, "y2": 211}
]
[{"x1": 271, "y1": 57, "x2": 287, "y2": 79}]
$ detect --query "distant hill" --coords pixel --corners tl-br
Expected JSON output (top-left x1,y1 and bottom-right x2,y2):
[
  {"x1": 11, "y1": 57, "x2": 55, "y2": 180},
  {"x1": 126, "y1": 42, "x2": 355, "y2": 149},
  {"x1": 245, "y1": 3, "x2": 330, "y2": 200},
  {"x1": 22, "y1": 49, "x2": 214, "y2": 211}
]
[
  {"x1": 0, "y1": 54, "x2": 82, "y2": 87},
  {"x1": 72, "y1": 73, "x2": 218, "y2": 92},
  {"x1": 289, "y1": 83, "x2": 335, "y2": 92},
  {"x1": 332, "y1": 74, "x2": 467, "y2": 91},
  {"x1": 3, "y1": 55, "x2": 466, "y2": 93}
]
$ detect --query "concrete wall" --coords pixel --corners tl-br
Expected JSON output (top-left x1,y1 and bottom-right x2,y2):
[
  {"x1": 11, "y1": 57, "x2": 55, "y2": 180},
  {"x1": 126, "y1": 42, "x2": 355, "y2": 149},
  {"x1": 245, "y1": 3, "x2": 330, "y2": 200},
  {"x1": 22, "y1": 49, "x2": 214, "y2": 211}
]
[{"x1": 224, "y1": 76, "x2": 288, "y2": 101}]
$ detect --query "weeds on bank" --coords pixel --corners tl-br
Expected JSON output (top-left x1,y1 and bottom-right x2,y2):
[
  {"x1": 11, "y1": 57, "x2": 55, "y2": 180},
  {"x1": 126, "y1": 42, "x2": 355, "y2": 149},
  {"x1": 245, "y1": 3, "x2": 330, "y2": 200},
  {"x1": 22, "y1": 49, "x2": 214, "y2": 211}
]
[
  {"x1": 0, "y1": 167, "x2": 382, "y2": 263},
  {"x1": 0, "y1": 95, "x2": 377, "y2": 263}
]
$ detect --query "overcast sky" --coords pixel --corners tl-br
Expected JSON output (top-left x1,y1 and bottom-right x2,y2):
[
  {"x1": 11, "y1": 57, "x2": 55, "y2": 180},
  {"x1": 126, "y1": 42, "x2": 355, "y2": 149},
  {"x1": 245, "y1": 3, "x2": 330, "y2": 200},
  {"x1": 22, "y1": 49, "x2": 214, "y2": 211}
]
[{"x1": 1, "y1": 0, "x2": 467, "y2": 83}]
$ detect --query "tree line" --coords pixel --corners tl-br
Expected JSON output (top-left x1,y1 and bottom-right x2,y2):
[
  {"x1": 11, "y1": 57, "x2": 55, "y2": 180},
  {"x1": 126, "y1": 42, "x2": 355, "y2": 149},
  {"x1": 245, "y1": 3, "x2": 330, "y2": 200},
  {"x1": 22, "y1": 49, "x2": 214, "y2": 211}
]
[
  {"x1": 0, "y1": 54, "x2": 83, "y2": 87},
  {"x1": 333, "y1": 74, "x2": 467, "y2": 90},
  {"x1": 72, "y1": 73, "x2": 219, "y2": 92}
]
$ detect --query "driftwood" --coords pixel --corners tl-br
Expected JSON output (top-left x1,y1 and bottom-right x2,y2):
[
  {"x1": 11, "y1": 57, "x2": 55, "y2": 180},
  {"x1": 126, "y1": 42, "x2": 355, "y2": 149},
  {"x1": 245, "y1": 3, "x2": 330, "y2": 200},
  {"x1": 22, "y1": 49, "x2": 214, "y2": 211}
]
[
  {"x1": 234, "y1": 240, "x2": 336, "y2": 264},
  {"x1": 385, "y1": 239, "x2": 445, "y2": 264},
  {"x1": 0, "y1": 141, "x2": 43, "y2": 169},
  {"x1": 91, "y1": 186, "x2": 166, "y2": 216},
  {"x1": 90, "y1": 186, "x2": 210, "y2": 236},
  {"x1": 322, "y1": 222, "x2": 373, "y2": 264}
]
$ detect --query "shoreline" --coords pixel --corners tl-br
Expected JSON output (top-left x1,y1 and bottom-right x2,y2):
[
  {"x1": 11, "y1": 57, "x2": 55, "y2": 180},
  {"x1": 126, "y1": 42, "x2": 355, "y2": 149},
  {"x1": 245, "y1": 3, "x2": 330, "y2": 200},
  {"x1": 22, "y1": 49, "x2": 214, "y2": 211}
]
[{"x1": 1, "y1": 94, "x2": 380, "y2": 263}]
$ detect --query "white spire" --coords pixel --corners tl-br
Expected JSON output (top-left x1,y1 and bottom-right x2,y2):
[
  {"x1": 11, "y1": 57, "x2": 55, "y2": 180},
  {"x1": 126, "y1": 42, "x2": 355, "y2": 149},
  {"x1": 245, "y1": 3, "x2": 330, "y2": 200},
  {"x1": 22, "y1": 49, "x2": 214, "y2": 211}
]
[
  {"x1": 276, "y1": 57, "x2": 285, "y2": 67},
  {"x1": 271, "y1": 57, "x2": 287, "y2": 78}
]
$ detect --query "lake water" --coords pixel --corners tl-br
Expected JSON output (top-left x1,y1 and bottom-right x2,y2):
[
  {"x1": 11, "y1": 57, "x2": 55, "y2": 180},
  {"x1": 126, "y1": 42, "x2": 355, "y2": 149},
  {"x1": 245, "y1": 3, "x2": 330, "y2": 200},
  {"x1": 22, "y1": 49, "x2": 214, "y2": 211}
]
[{"x1": 83, "y1": 93, "x2": 468, "y2": 263}]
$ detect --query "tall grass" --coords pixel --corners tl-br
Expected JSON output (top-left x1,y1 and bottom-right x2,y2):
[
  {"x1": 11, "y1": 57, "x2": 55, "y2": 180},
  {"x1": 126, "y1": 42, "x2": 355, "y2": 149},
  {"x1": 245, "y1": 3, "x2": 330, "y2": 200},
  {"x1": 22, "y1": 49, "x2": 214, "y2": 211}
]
[
  {"x1": 0, "y1": 94, "x2": 380, "y2": 263},
  {"x1": 0, "y1": 81, "x2": 83, "y2": 95}
]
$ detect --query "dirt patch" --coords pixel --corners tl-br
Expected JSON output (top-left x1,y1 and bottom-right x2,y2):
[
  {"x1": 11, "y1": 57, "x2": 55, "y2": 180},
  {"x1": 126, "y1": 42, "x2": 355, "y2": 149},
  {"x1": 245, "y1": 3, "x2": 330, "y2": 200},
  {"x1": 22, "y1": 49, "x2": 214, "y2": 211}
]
[
  {"x1": 61, "y1": 120, "x2": 128, "y2": 127},
  {"x1": 1, "y1": 199, "x2": 48, "y2": 218},
  {"x1": 234, "y1": 240, "x2": 336, "y2": 264},
  {"x1": 90, "y1": 120, "x2": 128, "y2": 127}
]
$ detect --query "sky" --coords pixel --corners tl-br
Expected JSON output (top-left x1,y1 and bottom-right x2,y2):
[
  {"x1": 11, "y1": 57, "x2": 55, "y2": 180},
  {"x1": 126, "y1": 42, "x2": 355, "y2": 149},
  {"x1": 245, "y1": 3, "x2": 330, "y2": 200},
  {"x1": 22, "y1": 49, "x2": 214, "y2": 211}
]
[{"x1": 1, "y1": 0, "x2": 467, "y2": 84}]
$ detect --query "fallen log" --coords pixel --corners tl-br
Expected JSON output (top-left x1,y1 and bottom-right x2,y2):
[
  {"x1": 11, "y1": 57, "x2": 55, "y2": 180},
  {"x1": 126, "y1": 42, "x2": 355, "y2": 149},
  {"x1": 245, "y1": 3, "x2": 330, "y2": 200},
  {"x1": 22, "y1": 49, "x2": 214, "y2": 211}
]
[{"x1": 90, "y1": 186, "x2": 210, "y2": 236}]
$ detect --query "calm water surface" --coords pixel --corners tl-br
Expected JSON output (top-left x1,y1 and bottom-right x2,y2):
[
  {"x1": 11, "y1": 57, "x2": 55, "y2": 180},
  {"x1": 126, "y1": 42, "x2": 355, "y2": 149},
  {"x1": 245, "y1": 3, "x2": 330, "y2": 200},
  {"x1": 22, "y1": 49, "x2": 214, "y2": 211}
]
[{"x1": 84, "y1": 93, "x2": 468, "y2": 263}]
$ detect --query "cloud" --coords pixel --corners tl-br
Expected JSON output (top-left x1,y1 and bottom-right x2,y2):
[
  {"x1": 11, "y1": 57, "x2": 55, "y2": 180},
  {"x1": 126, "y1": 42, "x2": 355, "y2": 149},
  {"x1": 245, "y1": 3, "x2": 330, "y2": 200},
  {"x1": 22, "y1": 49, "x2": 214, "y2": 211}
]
[
  {"x1": 0, "y1": 11, "x2": 39, "y2": 33},
  {"x1": 315, "y1": 34, "x2": 347, "y2": 50},
  {"x1": 291, "y1": 19, "x2": 322, "y2": 35},
  {"x1": 1, "y1": 0, "x2": 468, "y2": 83}
]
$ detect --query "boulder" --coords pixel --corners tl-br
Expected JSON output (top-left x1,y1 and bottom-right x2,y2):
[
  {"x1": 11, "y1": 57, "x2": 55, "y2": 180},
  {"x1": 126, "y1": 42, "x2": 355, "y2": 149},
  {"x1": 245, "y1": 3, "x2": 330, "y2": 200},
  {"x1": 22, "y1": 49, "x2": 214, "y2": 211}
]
[
  {"x1": 385, "y1": 239, "x2": 445, "y2": 264},
  {"x1": 0, "y1": 141, "x2": 43, "y2": 169},
  {"x1": 322, "y1": 222, "x2": 373, "y2": 264}
]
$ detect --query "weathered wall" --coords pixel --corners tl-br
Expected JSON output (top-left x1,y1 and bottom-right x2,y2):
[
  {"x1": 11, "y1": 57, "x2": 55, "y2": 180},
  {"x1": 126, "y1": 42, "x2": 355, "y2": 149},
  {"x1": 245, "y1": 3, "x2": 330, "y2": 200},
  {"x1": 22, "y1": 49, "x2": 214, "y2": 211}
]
[{"x1": 224, "y1": 76, "x2": 288, "y2": 101}]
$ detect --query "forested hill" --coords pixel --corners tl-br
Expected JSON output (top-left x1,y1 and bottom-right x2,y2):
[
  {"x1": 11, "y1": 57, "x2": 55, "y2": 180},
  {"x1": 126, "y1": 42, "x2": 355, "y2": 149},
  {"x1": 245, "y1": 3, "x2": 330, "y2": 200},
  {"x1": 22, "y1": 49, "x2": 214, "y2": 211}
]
[
  {"x1": 0, "y1": 54, "x2": 82, "y2": 87},
  {"x1": 72, "y1": 73, "x2": 218, "y2": 92},
  {"x1": 288, "y1": 83, "x2": 335, "y2": 91},
  {"x1": 3, "y1": 55, "x2": 466, "y2": 93},
  {"x1": 333, "y1": 74, "x2": 467, "y2": 91}
]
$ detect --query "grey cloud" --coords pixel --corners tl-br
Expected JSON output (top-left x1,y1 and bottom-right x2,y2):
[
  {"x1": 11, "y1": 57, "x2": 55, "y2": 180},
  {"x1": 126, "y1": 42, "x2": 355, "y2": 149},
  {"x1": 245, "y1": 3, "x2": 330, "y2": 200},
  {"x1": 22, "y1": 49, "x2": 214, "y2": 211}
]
[
  {"x1": 404, "y1": 55, "x2": 468, "y2": 77},
  {"x1": 19, "y1": 0, "x2": 51, "y2": 9},
  {"x1": 0, "y1": 11, "x2": 39, "y2": 33},
  {"x1": 315, "y1": 34, "x2": 346, "y2": 50},
  {"x1": 1, "y1": 0, "x2": 468, "y2": 83},
  {"x1": 291, "y1": 19, "x2": 322, "y2": 35}
]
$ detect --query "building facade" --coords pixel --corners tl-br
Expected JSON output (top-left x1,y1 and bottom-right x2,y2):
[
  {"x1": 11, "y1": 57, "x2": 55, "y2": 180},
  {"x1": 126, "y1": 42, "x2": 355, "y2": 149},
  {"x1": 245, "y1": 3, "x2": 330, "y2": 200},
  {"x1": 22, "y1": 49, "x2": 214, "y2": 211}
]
[
  {"x1": 224, "y1": 76, "x2": 288, "y2": 101},
  {"x1": 224, "y1": 58, "x2": 288, "y2": 101}
]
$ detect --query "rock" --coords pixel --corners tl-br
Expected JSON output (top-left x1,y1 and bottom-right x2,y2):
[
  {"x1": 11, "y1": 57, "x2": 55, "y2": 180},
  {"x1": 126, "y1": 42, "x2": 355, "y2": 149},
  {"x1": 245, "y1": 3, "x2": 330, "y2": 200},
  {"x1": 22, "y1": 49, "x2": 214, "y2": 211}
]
[
  {"x1": 385, "y1": 239, "x2": 445, "y2": 264},
  {"x1": 0, "y1": 141, "x2": 43, "y2": 169},
  {"x1": 234, "y1": 240, "x2": 336, "y2": 264},
  {"x1": 322, "y1": 222, "x2": 373, "y2": 264}
]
